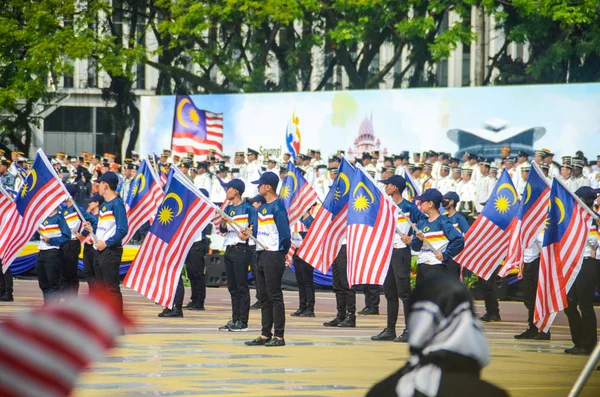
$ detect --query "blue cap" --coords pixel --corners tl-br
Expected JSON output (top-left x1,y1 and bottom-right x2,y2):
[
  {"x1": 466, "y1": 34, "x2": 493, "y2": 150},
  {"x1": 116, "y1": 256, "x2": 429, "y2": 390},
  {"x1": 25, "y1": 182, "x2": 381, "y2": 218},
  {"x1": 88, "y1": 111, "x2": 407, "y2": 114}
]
[
  {"x1": 97, "y1": 172, "x2": 119, "y2": 187},
  {"x1": 221, "y1": 178, "x2": 245, "y2": 195},
  {"x1": 251, "y1": 171, "x2": 279, "y2": 189},
  {"x1": 199, "y1": 188, "x2": 210, "y2": 198},
  {"x1": 64, "y1": 183, "x2": 77, "y2": 197},
  {"x1": 89, "y1": 193, "x2": 104, "y2": 204},
  {"x1": 247, "y1": 195, "x2": 266, "y2": 205},
  {"x1": 443, "y1": 191, "x2": 460, "y2": 203},
  {"x1": 415, "y1": 188, "x2": 443, "y2": 206},
  {"x1": 575, "y1": 186, "x2": 599, "y2": 199},
  {"x1": 379, "y1": 175, "x2": 406, "y2": 192}
]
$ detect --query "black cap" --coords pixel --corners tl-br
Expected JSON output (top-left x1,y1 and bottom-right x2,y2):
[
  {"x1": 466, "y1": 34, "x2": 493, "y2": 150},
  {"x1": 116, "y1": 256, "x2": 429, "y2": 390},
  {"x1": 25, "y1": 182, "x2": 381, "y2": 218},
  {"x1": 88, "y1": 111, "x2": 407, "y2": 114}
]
[
  {"x1": 443, "y1": 191, "x2": 460, "y2": 203},
  {"x1": 247, "y1": 195, "x2": 266, "y2": 205},
  {"x1": 89, "y1": 193, "x2": 105, "y2": 204},
  {"x1": 0, "y1": 160, "x2": 10, "y2": 167},
  {"x1": 362, "y1": 152, "x2": 372, "y2": 160},
  {"x1": 575, "y1": 186, "x2": 599, "y2": 199},
  {"x1": 518, "y1": 150, "x2": 528, "y2": 158},
  {"x1": 248, "y1": 148, "x2": 259, "y2": 156},
  {"x1": 415, "y1": 188, "x2": 443, "y2": 206},
  {"x1": 379, "y1": 175, "x2": 406, "y2": 192},
  {"x1": 251, "y1": 171, "x2": 279, "y2": 190},
  {"x1": 222, "y1": 178, "x2": 245, "y2": 195}
]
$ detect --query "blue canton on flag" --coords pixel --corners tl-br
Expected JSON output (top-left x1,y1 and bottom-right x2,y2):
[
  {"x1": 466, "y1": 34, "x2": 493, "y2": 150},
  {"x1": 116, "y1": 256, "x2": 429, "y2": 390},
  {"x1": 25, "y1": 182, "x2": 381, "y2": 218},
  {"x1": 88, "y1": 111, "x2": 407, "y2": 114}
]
[
  {"x1": 480, "y1": 169, "x2": 519, "y2": 230},
  {"x1": 322, "y1": 158, "x2": 355, "y2": 218}
]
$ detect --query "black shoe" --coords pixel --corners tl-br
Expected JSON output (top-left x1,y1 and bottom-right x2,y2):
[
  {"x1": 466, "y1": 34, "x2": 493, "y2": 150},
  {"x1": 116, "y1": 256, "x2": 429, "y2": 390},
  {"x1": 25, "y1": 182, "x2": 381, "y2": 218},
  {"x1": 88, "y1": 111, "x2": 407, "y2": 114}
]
[
  {"x1": 185, "y1": 302, "x2": 205, "y2": 311},
  {"x1": 158, "y1": 308, "x2": 183, "y2": 318},
  {"x1": 0, "y1": 294, "x2": 14, "y2": 302},
  {"x1": 514, "y1": 328, "x2": 539, "y2": 340},
  {"x1": 219, "y1": 320, "x2": 235, "y2": 332},
  {"x1": 565, "y1": 346, "x2": 590, "y2": 355},
  {"x1": 245, "y1": 336, "x2": 271, "y2": 346},
  {"x1": 323, "y1": 317, "x2": 344, "y2": 327},
  {"x1": 337, "y1": 314, "x2": 356, "y2": 328},
  {"x1": 250, "y1": 301, "x2": 262, "y2": 310},
  {"x1": 298, "y1": 310, "x2": 315, "y2": 317},
  {"x1": 479, "y1": 313, "x2": 501, "y2": 322},
  {"x1": 290, "y1": 308, "x2": 304, "y2": 317},
  {"x1": 229, "y1": 321, "x2": 249, "y2": 332},
  {"x1": 371, "y1": 328, "x2": 396, "y2": 341},
  {"x1": 535, "y1": 331, "x2": 551, "y2": 341},
  {"x1": 394, "y1": 330, "x2": 408, "y2": 343},
  {"x1": 265, "y1": 337, "x2": 286, "y2": 347},
  {"x1": 361, "y1": 307, "x2": 379, "y2": 315},
  {"x1": 357, "y1": 307, "x2": 368, "y2": 315}
]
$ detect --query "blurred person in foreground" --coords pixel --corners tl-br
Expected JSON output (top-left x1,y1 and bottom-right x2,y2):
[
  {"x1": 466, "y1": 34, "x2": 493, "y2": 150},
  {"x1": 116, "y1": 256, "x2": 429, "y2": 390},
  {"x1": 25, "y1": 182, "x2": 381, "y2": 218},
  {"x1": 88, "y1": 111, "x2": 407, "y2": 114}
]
[{"x1": 367, "y1": 273, "x2": 507, "y2": 397}]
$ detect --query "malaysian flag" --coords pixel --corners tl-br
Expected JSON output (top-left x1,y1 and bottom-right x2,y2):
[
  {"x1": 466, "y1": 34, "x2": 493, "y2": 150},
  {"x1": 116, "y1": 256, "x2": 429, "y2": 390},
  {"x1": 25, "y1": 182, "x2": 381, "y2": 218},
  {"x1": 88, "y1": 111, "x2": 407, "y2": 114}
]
[
  {"x1": 0, "y1": 150, "x2": 70, "y2": 271},
  {"x1": 297, "y1": 158, "x2": 355, "y2": 274},
  {"x1": 212, "y1": 200, "x2": 232, "y2": 232},
  {"x1": 123, "y1": 168, "x2": 217, "y2": 308},
  {"x1": 286, "y1": 221, "x2": 308, "y2": 266},
  {"x1": 122, "y1": 159, "x2": 164, "y2": 245},
  {"x1": 499, "y1": 164, "x2": 550, "y2": 278},
  {"x1": 0, "y1": 185, "x2": 15, "y2": 220},
  {"x1": 403, "y1": 169, "x2": 421, "y2": 201},
  {"x1": 346, "y1": 167, "x2": 397, "y2": 286},
  {"x1": 534, "y1": 179, "x2": 595, "y2": 332},
  {"x1": 171, "y1": 95, "x2": 224, "y2": 159},
  {"x1": 454, "y1": 170, "x2": 519, "y2": 280},
  {"x1": 153, "y1": 153, "x2": 168, "y2": 187},
  {"x1": 280, "y1": 161, "x2": 318, "y2": 226},
  {"x1": 0, "y1": 289, "x2": 131, "y2": 397}
]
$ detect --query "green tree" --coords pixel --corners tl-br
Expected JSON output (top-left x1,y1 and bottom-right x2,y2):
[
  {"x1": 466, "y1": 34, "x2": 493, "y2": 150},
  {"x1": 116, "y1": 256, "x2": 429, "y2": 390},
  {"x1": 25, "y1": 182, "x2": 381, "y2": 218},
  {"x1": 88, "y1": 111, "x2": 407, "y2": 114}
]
[
  {"x1": 0, "y1": 0, "x2": 92, "y2": 154},
  {"x1": 490, "y1": 0, "x2": 600, "y2": 85}
]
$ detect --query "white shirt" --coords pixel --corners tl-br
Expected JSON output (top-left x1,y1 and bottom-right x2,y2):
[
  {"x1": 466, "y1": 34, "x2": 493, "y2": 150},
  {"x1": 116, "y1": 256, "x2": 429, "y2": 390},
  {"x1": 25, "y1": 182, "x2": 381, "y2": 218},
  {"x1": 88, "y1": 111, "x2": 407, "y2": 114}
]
[
  {"x1": 194, "y1": 172, "x2": 212, "y2": 193},
  {"x1": 475, "y1": 174, "x2": 496, "y2": 212}
]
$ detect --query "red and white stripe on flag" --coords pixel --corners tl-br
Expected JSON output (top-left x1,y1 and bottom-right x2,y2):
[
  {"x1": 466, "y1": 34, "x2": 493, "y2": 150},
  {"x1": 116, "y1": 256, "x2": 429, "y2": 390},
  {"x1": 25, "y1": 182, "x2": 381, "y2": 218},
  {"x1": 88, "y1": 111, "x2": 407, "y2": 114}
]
[
  {"x1": 122, "y1": 184, "x2": 164, "y2": 245},
  {"x1": 0, "y1": 290, "x2": 131, "y2": 397},
  {"x1": 346, "y1": 197, "x2": 396, "y2": 287},
  {"x1": 212, "y1": 199, "x2": 232, "y2": 231},
  {"x1": 534, "y1": 210, "x2": 591, "y2": 333},
  {"x1": 454, "y1": 216, "x2": 512, "y2": 280},
  {"x1": 286, "y1": 221, "x2": 307, "y2": 266},
  {"x1": 172, "y1": 112, "x2": 224, "y2": 160},
  {"x1": 123, "y1": 169, "x2": 217, "y2": 308},
  {"x1": 296, "y1": 205, "x2": 347, "y2": 274},
  {"x1": 287, "y1": 184, "x2": 318, "y2": 226},
  {"x1": 0, "y1": 150, "x2": 69, "y2": 272}
]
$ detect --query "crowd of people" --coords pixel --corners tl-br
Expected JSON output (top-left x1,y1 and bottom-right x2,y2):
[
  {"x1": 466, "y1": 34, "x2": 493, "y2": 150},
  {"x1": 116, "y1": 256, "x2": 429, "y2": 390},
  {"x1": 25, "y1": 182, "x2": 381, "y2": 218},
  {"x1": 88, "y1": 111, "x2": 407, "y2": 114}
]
[{"x1": 0, "y1": 145, "x2": 598, "y2": 356}]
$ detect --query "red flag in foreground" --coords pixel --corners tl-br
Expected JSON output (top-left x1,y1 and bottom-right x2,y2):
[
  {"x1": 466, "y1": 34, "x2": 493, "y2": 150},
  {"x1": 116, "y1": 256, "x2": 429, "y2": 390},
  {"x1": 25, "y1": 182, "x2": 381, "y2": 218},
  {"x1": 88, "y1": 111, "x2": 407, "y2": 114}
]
[
  {"x1": 0, "y1": 289, "x2": 132, "y2": 397},
  {"x1": 534, "y1": 179, "x2": 594, "y2": 332}
]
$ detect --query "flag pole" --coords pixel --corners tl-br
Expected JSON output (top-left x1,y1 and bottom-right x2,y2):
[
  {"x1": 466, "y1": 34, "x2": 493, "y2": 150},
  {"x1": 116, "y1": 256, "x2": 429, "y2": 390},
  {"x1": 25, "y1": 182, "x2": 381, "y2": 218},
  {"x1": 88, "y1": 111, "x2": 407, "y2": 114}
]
[
  {"x1": 68, "y1": 197, "x2": 98, "y2": 244},
  {"x1": 215, "y1": 207, "x2": 268, "y2": 250},
  {"x1": 568, "y1": 343, "x2": 600, "y2": 397}
]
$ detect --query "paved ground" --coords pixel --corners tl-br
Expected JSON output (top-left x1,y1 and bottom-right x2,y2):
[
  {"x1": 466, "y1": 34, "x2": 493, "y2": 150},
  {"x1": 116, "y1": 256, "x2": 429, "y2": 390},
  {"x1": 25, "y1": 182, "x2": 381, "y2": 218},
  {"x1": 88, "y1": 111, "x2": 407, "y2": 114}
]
[{"x1": 1, "y1": 279, "x2": 599, "y2": 396}]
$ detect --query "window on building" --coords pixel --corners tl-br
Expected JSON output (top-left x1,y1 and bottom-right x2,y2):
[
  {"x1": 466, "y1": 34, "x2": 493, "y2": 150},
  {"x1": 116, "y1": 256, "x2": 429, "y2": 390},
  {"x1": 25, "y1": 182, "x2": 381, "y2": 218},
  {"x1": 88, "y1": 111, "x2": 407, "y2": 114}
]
[
  {"x1": 462, "y1": 12, "x2": 472, "y2": 87},
  {"x1": 44, "y1": 107, "x2": 92, "y2": 132},
  {"x1": 87, "y1": 57, "x2": 97, "y2": 88},
  {"x1": 96, "y1": 107, "x2": 117, "y2": 155}
]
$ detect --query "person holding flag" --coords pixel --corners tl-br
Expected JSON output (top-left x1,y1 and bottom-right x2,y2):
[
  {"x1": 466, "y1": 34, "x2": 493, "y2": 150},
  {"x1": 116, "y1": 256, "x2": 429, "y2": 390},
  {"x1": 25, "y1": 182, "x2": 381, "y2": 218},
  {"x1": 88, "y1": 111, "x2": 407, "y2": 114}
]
[
  {"x1": 290, "y1": 211, "x2": 315, "y2": 318},
  {"x1": 78, "y1": 193, "x2": 104, "y2": 291},
  {"x1": 441, "y1": 191, "x2": 470, "y2": 279},
  {"x1": 36, "y1": 207, "x2": 71, "y2": 303},
  {"x1": 406, "y1": 189, "x2": 464, "y2": 286},
  {"x1": 217, "y1": 179, "x2": 257, "y2": 332},
  {"x1": 89, "y1": 172, "x2": 128, "y2": 314},
  {"x1": 563, "y1": 187, "x2": 598, "y2": 355},
  {"x1": 372, "y1": 175, "x2": 425, "y2": 343},
  {"x1": 244, "y1": 172, "x2": 290, "y2": 347}
]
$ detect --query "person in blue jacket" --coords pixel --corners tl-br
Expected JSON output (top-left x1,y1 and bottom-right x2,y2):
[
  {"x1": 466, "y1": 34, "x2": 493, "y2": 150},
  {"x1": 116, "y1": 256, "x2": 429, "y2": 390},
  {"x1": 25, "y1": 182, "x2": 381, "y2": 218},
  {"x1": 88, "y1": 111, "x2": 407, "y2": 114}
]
[
  {"x1": 37, "y1": 208, "x2": 71, "y2": 303},
  {"x1": 405, "y1": 189, "x2": 464, "y2": 287},
  {"x1": 216, "y1": 179, "x2": 257, "y2": 331},
  {"x1": 243, "y1": 172, "x2": 291, "y2": 347},
  {"x1": 78, "y1": 193, "x2": 103, "y2": 291},
  {"x1": 87, "y1": 172, "x2": 128, "y2": 314},
  {"x1": 441, "y1": 191, "x2": 470, "y2": 279}
]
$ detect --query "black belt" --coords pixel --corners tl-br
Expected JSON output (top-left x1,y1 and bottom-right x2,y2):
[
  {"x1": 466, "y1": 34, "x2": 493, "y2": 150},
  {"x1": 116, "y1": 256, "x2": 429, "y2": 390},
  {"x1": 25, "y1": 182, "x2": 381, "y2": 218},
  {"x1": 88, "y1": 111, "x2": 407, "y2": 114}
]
[{"x1": 229, "y1": 243, "x2": 249, "y2": 248}]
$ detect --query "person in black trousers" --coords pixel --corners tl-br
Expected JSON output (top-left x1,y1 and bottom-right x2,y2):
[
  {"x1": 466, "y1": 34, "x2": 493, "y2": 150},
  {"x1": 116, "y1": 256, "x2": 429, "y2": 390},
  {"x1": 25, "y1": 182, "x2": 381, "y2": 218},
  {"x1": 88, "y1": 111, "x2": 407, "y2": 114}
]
[
  {"x1": 564, "y1": 187, "x2": 598, "y2": 355},
  {"x1": 77, "y1": 193, "x2": 103, "y2": 292},
  {"x1": 323, "y1": 243, "x2": 357, "y2": 328},
  {"x1": 0, "y1": 261, "x2": 13, "y2": 302},
  {"x1": 244, "y1": 172, "x2": 290, "y2": 347},
  {"x1": 37, "y1": 208, "x2": 71, "y2": 304},
  {"x1": 479, "y1": 269, "x2": 501, "y2": 322},
  {"x1": 359, "y1": 285, "x2": 380, "y2": 315},
  {"x1": 291, "y1": 211, "x2": 315, "y2": 317},
  {"x1": 248, "y1": 195, "x2": 266, "y2": 310},
  {"x1": 514, "y1": 233, "x2": 550, "y2": 340},
  {"x1": 184, "y1": 229, "x2": 210, "y2": 311}
]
